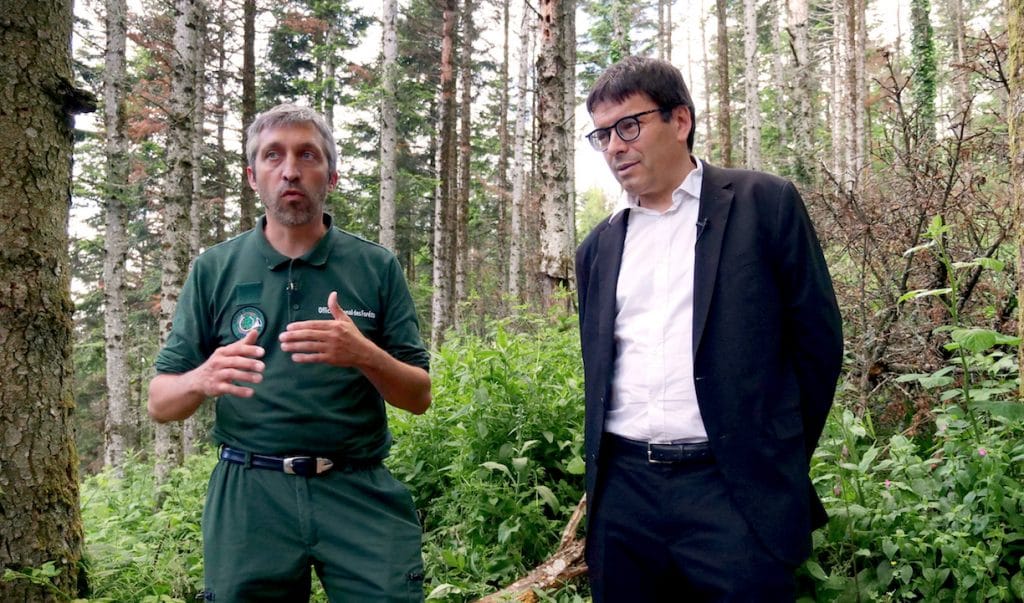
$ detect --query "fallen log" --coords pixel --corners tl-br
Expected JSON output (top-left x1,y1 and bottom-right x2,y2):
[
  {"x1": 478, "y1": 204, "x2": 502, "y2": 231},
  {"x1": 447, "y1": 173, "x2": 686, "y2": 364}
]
[{"x1": 475, "y1": 495, "x2": 588, "y2": 602}]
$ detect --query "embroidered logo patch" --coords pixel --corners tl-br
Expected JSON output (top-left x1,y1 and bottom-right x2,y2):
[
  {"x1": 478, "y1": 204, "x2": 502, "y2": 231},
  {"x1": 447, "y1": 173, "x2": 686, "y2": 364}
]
[{"x1": 230, "y1": 306, "x2": 265, "y2": 340}]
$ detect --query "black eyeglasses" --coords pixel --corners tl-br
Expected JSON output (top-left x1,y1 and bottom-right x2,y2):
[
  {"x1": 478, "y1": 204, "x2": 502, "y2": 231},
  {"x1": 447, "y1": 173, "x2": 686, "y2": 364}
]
[{"x1": 585, "y1": 108, "x2": 664, "y2": 151}]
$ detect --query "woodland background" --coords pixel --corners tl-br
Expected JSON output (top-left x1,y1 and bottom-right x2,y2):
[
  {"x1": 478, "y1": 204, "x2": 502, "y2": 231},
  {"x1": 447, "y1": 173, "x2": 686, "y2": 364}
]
[{"x1": 1, "y1": 0, "x2": 1024, "y2": 600}]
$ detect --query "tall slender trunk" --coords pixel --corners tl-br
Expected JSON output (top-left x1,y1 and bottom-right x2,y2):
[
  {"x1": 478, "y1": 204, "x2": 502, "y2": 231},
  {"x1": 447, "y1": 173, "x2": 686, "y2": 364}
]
[
  {"x1": 379, "y1": 0, "x2": 398, "y2": 251},
  {"x1": 239, "y1": 0, "x2": 257, "y2": 231},
  {"x1": 211, "y1": 1, "x2": 229, "y2": 244},
  {"x1": 743, "y1": 0, "x2": 761, "y2": 168},
  {"x1": 103, "y1": 0, "x2": 133, "y2": 472},
  {"x1": 1010, "y1": 0, "x2": 1024, "y2": 392},
  {"x1": 184, "y1": 4, "x2": 207, "y2": 457},
  {"x1": 497, "y1": 0, "x2": 512, "y2": 304},
  {"x1": 715, "y1": 0, "x2": 733, "y2": 166},
  {"x1": 455, "y1": 0, "x2": 474, "y2": 309},
  {"x1": 509, "y1": 5, "x2": 532, "y2": 303},
  {"x1": 156, "y1": 0, "x2": 203, "y2": 486},
  {"x1": 536, "y1": 0, "x2": 575, "y2": 305},
  {"x1": 431, "y1": 0, "x2": 459, "y2": 347},
  {"x1": 787, "y1": 0, "x2": 814, "y2": 184}
]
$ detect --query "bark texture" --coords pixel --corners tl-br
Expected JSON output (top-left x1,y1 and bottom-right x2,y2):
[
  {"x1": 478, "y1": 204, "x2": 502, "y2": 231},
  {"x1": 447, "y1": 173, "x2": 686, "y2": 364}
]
[
  {"x1": 536, "y1": 0, "x2": 576, "y2": 304},
  {"x1": 0, "y1": 0, "x2": 89, "y2": 598},
  {"x1": 102, "y1": 0, "x2": 133, "y2": 472},
  {"x1": 155, "y1": 0, "x2": 203, "y2": 485},
  {"x1": 1010, "y1": 0, "x2": 1024, "y2": 394},
  {"x1": 379, "y1": 0, "x2": 399, "y2": 251}
]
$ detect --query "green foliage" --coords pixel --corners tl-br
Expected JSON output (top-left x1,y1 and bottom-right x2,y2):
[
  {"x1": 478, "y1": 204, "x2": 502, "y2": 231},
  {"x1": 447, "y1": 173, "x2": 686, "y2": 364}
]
[
  {"x1": 386, "y1": 312, "x2": 587, "y2": 601},
  {"x1": 807, "y1": 403, "x2": 1024, "y2": 601},
  {"x1": 78, "y1": 451, "x2": 214, "y2": 602}
]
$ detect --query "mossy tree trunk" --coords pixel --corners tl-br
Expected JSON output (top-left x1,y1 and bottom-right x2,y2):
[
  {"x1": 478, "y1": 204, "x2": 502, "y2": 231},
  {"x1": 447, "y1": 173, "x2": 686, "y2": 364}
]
[{"x1": 0, "y1": 0, "x2": 92, "y2": 598}]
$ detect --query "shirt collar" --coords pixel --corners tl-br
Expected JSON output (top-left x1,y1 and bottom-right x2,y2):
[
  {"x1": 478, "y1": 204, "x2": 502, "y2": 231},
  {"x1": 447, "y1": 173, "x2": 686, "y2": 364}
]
[
  {"x1": 612, "y1": 157, "x2": 704, "y2": 217},
  {"x1": 254, "y1": 213, "x2": 336, "y2": 270}
]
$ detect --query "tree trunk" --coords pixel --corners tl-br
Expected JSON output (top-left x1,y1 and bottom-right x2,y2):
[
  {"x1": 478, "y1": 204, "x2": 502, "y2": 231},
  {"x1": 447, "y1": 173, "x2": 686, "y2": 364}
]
[
  {"x1": 431, "y1": 0, "x2": 459, "y2": 347},
  {"x1": 455, "y1": 0, "x2": 474, "y2": 309},
  {"x1": 239, "y1": 0, "x2": 257, "y2": 232},
  {"x1": 659, "y1": 0, "x2": 673, "y2": 60},
  {"x1": 509, "y1": 5, "x2": 532, "y2": 303},
  {"x1": 701, "y1": 1, "x2": 714, "y2": 157},
  {"x1": 536, "y1": 0, "x2": 576, "y2": 306},
  {"x1": 184, "y1": 3, "x2": 208, "y2": 458},
  {"x1": 1010, "y1": 0, "x2": 1024, "y2": 394},
  {"x1": 743, "y1": 0, "x2": 761, "y2": 168},
  {"x1": 0, "y1": 0, "x2": 90, "y2": 597},
  {"x1": 379, "y1": 0, "x2": 399, "y2": 251},
  {"x1": 787, "y1": 0, "x2": 814, "y2": 184},
  {"x1": 211, "y1": 1, "x2": 230, "y2": 244},
  {"x1": 102, "y1": 0, "x2": 133, "y2": 473},
  {"x1": 496, "y1": 0, "x2": 512, "y2": 305},
  {"x1": 156, "y1": 0, "x2": 203, "y2": 486},
  {"x1": 715, "y1": 0, "x2": 733, "y2": 166}
]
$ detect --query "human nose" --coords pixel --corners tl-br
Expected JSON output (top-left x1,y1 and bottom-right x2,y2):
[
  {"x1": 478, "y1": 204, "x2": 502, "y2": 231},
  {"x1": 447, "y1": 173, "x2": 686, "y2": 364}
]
[
  {"x1": 604, "y1": 127, "x2": 628, "y2": 154},
  {"x1": 281, "y1": 154, "x2": 300, "y2": 181}
]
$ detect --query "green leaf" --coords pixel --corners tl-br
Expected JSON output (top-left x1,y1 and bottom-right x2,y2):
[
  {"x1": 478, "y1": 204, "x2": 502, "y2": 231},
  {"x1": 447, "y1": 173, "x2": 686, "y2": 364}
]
[
  {"x1": 949, "y1": 328, "x2": 998, "y2": 354},
  {"x1": 882, "y1": 538, "x2": 898, "y2": 559},
  {"x1": 481, "y1": 461, "x2": 512, "y2": 480},
  {"x1": 567, "y1": 456, "x2": 586, "y2": 475},
  {"x1": 898, "y1": 288, "x2": 952, "y2": 304},
  {"x1": 804, "y1": 560, "x2": 829, "y2": 581},
  {"x1": 1010, "y1": 571, "x2": 1024, "y2": 600},
  {"x1": 535, "y1": 485, "x2": 559, "y2": 510},
  {"x1": 427, "y1": 584, "x2": 463, "y2": 599},
  {"x1": 972, "y1": 402, "x2": 1024, "y2": 420}
]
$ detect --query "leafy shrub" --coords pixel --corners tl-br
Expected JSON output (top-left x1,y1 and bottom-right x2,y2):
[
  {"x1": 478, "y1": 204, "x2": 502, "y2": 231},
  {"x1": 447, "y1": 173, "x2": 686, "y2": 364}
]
[
  {"x1": 805, "y1": 386, "x2": 1024, "y2": 600},
  {"x1": 79, "y1": 450, "x2": 213, "y2": 602},
  {"x1": 386, "y1": 311, "x2": 588, "y2": 601}
]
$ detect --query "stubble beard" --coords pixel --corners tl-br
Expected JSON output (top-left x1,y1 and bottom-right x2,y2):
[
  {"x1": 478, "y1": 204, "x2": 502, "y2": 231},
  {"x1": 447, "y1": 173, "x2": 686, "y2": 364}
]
[{"x1": 265, "y1": 191, "x2": 326, "y2": 227}]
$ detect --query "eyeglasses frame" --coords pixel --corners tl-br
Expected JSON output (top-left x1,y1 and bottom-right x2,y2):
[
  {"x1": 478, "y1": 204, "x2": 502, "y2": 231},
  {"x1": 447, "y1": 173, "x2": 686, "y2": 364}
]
[{"x1": 585, "y1": 108, "x2": 667, "y2": 151}]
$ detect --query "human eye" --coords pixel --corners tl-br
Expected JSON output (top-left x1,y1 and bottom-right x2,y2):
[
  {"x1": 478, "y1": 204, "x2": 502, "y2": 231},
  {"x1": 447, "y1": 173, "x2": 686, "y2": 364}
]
[
  {"x1": 301, "y1": 150, "x2": 317, "y2": 161},
  {"x1": 264, "y1": 149, "x2": 280, "y2": 161},
  {"x1": 588, "y1": 128, "x2": 611, "y2": 150},
  {"x1": 618, "y1": 117, "x2": 641, "y2": 139}
]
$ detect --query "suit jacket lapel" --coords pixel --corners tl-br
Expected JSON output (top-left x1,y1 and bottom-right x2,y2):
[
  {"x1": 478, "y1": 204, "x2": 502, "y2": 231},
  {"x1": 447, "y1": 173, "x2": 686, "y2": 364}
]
[
  {"x1": 693, "y1": 164, "x2": 733, "y2": 355},
  {"x1": 594, "y1": 209, "x2": 628, "y2": 344}
]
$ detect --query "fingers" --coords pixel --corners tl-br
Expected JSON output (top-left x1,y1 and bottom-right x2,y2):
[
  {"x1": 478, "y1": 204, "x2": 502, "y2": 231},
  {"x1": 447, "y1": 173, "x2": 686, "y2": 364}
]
[
  {"x1": 199, "y1": 332, "x2": 266, "y2": 398},
  {"x1": 328, "y1": 291, "x2": 345, "y2": 320}
]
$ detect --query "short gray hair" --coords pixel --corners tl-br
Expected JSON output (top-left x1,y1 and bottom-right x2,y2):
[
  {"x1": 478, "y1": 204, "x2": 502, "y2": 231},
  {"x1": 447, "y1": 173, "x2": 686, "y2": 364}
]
[{"x1": 245, "y1": 103, "x2": 338, "y2": 175}]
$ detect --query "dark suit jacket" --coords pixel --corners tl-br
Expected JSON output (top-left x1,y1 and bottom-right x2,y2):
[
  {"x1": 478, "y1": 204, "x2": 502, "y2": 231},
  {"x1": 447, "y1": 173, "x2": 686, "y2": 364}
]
[{"x1": 575, "y1": 162, "x2": 843, "y2": 565}]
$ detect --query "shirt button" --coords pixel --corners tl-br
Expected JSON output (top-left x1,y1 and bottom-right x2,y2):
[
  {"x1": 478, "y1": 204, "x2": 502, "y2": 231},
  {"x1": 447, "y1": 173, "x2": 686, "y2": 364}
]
[{"x1": 292, "y1": 304, "x2": 300, "y2": 310}]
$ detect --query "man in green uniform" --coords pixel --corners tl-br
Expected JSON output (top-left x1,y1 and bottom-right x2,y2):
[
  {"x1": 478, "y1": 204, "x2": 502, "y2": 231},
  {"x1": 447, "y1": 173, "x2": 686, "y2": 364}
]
[{"x1": 148, "y1": 103, "x2": 431, "y2": 602}]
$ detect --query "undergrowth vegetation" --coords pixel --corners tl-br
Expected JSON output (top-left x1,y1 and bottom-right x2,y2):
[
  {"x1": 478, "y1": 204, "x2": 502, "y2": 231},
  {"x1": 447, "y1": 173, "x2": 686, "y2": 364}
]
[{"x1": 66, "y1": 304, "x2": 1023, "y2": 602}]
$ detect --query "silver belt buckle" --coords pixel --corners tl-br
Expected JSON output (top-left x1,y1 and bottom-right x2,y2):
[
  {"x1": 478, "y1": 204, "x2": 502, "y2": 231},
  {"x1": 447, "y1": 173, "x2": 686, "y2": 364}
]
[
  {"x1": 647, "y1": 444, "x2": 671, "y2": 464},
  {"x1": 282, "y1": 456, "x2": 335, "y2": 475}
]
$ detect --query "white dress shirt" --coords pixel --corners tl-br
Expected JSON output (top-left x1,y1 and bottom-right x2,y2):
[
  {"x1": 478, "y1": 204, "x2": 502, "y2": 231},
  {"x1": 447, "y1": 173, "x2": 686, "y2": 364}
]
[{"x1": 606, "y1": 158, "x2": 707, "y2": 444}]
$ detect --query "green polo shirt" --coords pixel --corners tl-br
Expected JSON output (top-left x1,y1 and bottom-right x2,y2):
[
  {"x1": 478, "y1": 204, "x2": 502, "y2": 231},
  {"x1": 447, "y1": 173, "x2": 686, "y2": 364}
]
[{"x1": 155, "y1": 215, "x2": 429, "y2": 460}]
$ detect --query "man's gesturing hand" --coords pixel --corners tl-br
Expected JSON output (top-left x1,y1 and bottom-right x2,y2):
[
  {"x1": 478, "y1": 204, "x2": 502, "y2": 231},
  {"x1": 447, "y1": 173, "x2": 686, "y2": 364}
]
[
  {"x1": 279, "y1": 291, "x2": 370, "y2": 367},
  {"x1": 147, "y1": 328, "x2": 265, "y2": 423},
  {"x1": 194, "y1": 328, "x2": 266, "y2": 398}
]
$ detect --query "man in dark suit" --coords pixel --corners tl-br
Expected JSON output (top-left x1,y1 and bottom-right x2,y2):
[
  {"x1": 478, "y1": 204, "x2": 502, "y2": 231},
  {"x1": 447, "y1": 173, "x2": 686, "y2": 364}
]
[{"x1": 575, "y1": 56, "x2": 843, "y2": 601}]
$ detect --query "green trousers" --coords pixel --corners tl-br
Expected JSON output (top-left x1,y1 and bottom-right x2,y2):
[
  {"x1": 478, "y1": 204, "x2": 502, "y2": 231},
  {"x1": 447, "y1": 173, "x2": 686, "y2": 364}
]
[{"x1": 201, "y1": 457, "x2": 424, "y2": 602}]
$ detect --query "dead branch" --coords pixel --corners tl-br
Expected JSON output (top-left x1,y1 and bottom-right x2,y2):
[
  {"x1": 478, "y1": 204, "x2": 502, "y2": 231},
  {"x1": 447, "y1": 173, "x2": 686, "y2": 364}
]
[{"x1": 475, "y1": 495, "x2": 588, "y2": 603}]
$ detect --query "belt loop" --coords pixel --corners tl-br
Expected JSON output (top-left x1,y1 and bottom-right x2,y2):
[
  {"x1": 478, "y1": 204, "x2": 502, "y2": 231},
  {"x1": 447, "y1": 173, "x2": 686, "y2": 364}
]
[{"x1": 243, "y1": 450, "x2": 253, "y2": 470}]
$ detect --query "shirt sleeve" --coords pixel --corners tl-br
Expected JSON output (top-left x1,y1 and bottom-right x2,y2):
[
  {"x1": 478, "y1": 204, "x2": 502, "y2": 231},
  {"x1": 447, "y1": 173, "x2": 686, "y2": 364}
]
[
  {"x1": 377, "y1": 254, "x2": 430, "y2": 371},
  {"x1": 154, "y1": 262, "x2": 214, "y2": 375}
]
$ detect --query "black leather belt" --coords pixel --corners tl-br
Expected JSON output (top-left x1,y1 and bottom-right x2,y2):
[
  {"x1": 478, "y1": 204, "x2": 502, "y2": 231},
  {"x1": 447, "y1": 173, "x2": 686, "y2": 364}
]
[
  {"x1": 219, "y1": 446, "x2": 379, "y2": 477},
  {"x1": 606, "y1": 434, "x2": 713, "y2": 464}
]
